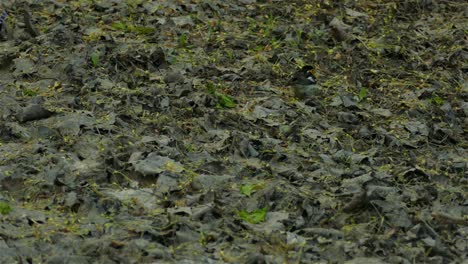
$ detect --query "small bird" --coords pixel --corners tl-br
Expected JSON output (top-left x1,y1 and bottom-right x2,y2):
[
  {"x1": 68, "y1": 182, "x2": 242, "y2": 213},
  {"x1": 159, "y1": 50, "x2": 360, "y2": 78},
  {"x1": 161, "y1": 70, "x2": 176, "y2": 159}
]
[{"x1": 291, "y1": 65, "x2": 321, "y2": 100}]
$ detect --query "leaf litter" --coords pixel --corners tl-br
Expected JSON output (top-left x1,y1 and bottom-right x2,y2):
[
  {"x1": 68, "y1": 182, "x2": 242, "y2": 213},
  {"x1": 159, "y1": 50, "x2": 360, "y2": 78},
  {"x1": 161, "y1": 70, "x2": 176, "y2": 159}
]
[{"x1": 0, "y1": 0, "x2": 467, "y2": 263}]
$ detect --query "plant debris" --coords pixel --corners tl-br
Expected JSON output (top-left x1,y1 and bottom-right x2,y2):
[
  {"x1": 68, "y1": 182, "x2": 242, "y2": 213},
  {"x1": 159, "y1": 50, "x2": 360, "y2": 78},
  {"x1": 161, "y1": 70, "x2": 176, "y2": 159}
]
[{"x1": 0, "y1": 0, "x2": 467, "y2": 263}]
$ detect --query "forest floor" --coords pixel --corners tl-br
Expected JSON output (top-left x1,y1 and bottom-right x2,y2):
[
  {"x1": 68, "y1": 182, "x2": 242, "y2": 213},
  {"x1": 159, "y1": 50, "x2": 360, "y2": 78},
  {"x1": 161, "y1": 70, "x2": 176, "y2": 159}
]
[{"x1": 0, "y1": 0, "x2": 466, "y2": 263}]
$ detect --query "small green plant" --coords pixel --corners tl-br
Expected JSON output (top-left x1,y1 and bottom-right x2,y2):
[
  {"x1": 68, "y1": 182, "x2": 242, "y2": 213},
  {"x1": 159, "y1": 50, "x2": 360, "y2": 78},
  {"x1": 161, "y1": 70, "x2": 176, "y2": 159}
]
[
  {"x1": 178, "y1": 33, "x2": 189, "y2": 47},
  {"x1": 358, "y1": 87, "x2": 368, "y2": 101},
  {"x1": 111, "y1": 21, "x2": 127, "y2": 31},
  {"x1": 90, "y1": 53, "x2": 100, "y2": 67},
  {"x1": 206, "y1": 82, "x2": 237, "y2": 109},
  {"x1": 238, "y1": 208, "x2": 267, "y2": 224},
  {"x1": 240, "y1": 184, "x2": 256, "y2": 197},
  {"x1": 131, "y1": 25, "x2": 155, "y2": 35},
  {"x1": 226, "y1": 49, "x2": 234, "y2": 61},
  {"x1": 271, "y1": 38, "x2": 281, "y2": 49},
  {"x1": 263, "y1": 14, "x2": 277, "y2": 38},
  {"x1": 217, "y1": 94, "x2": 236, "y2": 108},
  {"x1": 240, "y1": 182, "x2": 264, "y2": 197},
  {"x1": 111, "y1": 21, "x2": 155, "y2": 35},
  {"x1": 0, "y1": 201, "x2": 12, "y2": 215},
  {"x1": 22, "y1": 88, "x2": 38, "y2": 97},
  {"x1": 430, "y1": 95, "x2": 444, "y2": 106}
]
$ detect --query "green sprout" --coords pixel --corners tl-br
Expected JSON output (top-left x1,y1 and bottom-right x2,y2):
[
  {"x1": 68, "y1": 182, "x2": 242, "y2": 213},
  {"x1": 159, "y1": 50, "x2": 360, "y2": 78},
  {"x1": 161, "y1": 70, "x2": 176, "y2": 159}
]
[
  {"x1": 358, "y1": 87, "x2": 368, "y2": 101},
  {"x1": 90, "y1": 53, "x2": 100, "y2": 67},
  {"x1": 238, "y1": 208, "x2": 267, "y2": 224},
  {"x1": 0, "y1": 201, "x2": 12, "y2": 215},
  {"x1": 206, "y1": 82, "x2": 237, "y2": 109}
]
